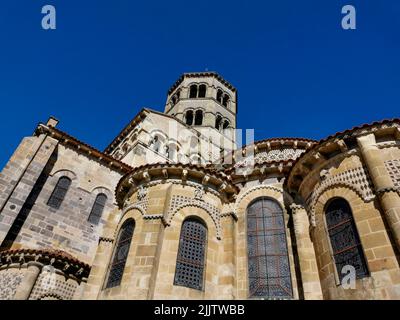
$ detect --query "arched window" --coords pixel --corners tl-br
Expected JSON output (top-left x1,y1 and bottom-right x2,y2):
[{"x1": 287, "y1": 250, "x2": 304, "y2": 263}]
[
  {"x1": 88, "y1": 193, "x2": 107, "y2": 225},
  {"x1": 174, "y1": 218, "x2": 207, "y2": 290},
  {"x1": 171, "y1": 95, "x2": 177, "y2": 106},
  {"x1": 223, "y1": 120, "x2": 230, "y2": 130},
  {"x1": 247, "y1": 198, "x2": 292, "y2": 299},
  {"x1": 47, "y1": 176, "x2": 71, "y2": 209},
  {"x1": 325, "y1": 198, "x2": 368, "y2": 281},
  {"x1": 167, "y1": 144, "x2": 178, "y2": 162},
  {"x1": 195, "y1": 110, "x2": 203, "y2": 125},
  {"x1": 185, "y1": 110, "x2": 194, "y2": 125},
  {"x1": 217, "y1": 89, "x2": 223, "y2": 103},
  {"x1": 198, "y1": 84, "x2": 207, "y2": 98},
  {"x1": 189, "y1": 85, "x2": 198, "y2": 98},
  {"x1": 215, "y1": 115, "x2": 223, "y2": 130},
  {"x1": 151, "y1": 135, "x2": 162, "y2": 153},
  {"x1": 105, "y1": 219, "x2": 135, "y2": 288},
  {"x1": 222, "y1": 94, "x2": 230, "y2": 107}
]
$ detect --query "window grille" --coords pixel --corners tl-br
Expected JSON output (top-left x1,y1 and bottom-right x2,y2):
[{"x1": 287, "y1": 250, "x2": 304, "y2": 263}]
[
  {"x1": 325, "y1": 198, "x2": 368, "y2": 281},
  {"x1": 174, "y1": 219, "x2": 207, "y2": 290}
]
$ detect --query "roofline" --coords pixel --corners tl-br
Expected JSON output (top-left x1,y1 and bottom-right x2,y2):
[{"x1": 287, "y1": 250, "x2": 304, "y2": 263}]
[
  {"x1": 35, "y1": 124, "x2": 132, "y2": 173},
  {"x1": 285, "y1": 118, "x2": 400, "y2": 190},
  {"x1": 167, "y1": 72, "x2": 237, "y2": 95},
  {"x1": 103, "y1": 107, "x2": 202, "y2": 154}
]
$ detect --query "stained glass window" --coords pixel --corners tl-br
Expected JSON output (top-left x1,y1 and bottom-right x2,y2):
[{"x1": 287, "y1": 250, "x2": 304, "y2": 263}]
[
  {"x1": 88, "y1": 193, "x2": 107, "y2": 225},
  {"x1": 47, "y1": 176, "x2": 71, "y2": 209},
  {"x1": 247, "y1": 198, "x2": 293, "y2": 299},
  {"x1": 174, "y1": 218, "x2": 207, "y2": 291},
  {"x1": 325, "y1": 198, "x2": 368, "y2": 281},
  {"x1": 106, "y1": 219, "x2": 135, "y2": 289}
]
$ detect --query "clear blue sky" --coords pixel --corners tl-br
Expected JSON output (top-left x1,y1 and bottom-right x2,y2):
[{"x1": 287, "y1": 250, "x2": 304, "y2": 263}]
[{"x1": 0, "y1": 1, "x2": 399, "y2": 169}]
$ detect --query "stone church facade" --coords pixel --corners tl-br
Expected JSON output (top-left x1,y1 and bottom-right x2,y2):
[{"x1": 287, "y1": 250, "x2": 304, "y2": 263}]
[{"x1": 0, "y1": 72, "x2": 399, "y2": 300}]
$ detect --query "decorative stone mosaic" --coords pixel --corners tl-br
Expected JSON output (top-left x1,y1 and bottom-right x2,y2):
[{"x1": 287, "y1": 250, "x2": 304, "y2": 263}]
[
  {"x1": 29, "y1": 267, "x2": 78, "y2": 300},
  {"x1": 385, "y1": 159, "x2": 400, "y2": 189},
  {"x1": 235, "y1": 148, "x2": 305, "y2": 168},
  {"x1": 166, "y1": 194, "x2": 221, "y2": 239},
  {"x1": 306, "y1": 166, "x2": 375, "y2": 225},
  {"x1": 0, "y1": 269, "x2": 24, "y2": 300}
]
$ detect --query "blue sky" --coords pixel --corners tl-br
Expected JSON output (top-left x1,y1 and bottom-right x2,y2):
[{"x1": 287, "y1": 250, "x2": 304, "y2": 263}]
[{"x1": 0, "y1": 1, "x2": 399, "y2": 169}]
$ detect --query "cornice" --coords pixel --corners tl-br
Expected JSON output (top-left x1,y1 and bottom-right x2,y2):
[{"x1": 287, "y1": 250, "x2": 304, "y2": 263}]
[
  {"x1": 0, "y1": 248, "x2": 91, "y2": 280},
  {"x1": 35, "y1": 124, "x2": 132, "y2": 174},
  {"x1": 115, "y1": 163, "x2": 239, "y2": 208}
]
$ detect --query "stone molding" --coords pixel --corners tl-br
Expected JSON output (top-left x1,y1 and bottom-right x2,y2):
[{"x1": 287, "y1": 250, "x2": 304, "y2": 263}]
[
  {"x1": 0, "y1": 249, "x2": 90, "y2": 281},
  {"x1": 305, "y1": 166, "x2": 375, "y2": 226},
  {"x1": 116, "y1": 163, "x2": 238, "y2": 207},
  {"x1": 165, "y1": 194, "x2": 222, "y2": 240},
  {"x1": 99, "y1": 237, "x2": 114, "y2": 244},
  {"x1": 234, "y1": 184, "x2": 285, "y2": 213}
]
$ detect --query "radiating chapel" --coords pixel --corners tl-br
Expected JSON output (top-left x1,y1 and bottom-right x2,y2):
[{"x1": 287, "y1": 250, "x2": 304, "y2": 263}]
[{"x1": 0, "y1": 72, "x2": 400, "y2": 300}]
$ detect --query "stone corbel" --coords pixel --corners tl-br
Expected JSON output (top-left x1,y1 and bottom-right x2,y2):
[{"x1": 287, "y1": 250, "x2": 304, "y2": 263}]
[
  {"x1": 143, "y1": 171, "x2": 151, "y2": 182},
  {"x1": 335, "y1": 139, "x2": 348, "y2": 152},
  {"x1": 76, "y1": 267, "x2": 84, "y2": 276},
  {"x1": 202, "y1": 174, "x2": 210, "y2": 186},
  {"x1": 19, "y1": 253, "x2": 25, "y2": 264},
  {"x1": 313, "y1": 152, "x2": 326, "y2": 161},
  {"x1": 181, "y1": 169, "x2": 188, "y2": 181},
  {"x1": 63, "y1": 263, "x2": 70, "y2": 272},
  {"x1": 162, "y1": 169, "x2": 168, "y2": 179},
  {"x1": 128, "y1": 176, "x2": 136, "y2": 187}
]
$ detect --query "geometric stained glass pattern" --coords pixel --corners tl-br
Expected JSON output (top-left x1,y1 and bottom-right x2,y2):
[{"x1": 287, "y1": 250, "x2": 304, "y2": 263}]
[
  {"x1": 105, "y1": 219, "x2": 135, "y2": 289},
  {"x1": 174, "y1": 219, "x2": 207, "y2": 291},
  {"x1": 325, "y1": 198, "x2": 369, "y2": 281},
  {"x1": 247, "y1": 198, "x2": 293, "y2": 299}
]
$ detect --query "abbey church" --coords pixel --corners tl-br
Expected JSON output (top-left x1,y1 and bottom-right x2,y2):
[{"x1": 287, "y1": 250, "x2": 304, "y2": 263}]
[{"x1": 0, "y1": 72, "x2": 400, "y2": 300}]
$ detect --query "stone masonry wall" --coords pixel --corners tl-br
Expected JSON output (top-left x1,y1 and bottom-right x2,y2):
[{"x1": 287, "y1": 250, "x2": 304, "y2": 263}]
[{"x1": 0, "y1": 134, "x2": 123, "y2": 266}]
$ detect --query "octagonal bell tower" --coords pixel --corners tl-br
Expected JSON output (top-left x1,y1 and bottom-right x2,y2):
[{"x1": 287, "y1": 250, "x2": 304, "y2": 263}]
[{"x1": 164, "y1": 72, "x2": 237, "y2": 153}]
